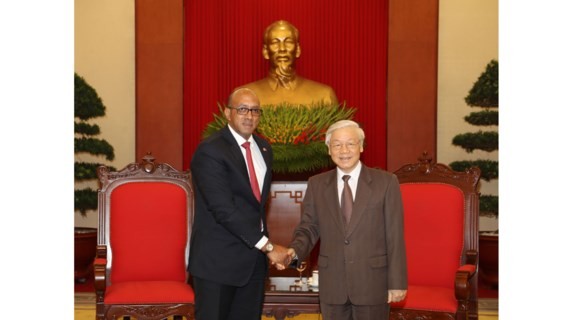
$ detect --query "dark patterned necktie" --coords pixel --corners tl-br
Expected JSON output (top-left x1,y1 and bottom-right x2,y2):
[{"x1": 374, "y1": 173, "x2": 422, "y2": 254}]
[{"x1": 341, "y1": 175, "x2": 353, "y2": 224}]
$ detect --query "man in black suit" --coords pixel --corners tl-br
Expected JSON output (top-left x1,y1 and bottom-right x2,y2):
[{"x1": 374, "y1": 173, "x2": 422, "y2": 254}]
[{"x1": 189, "y1": 88, "x2": 291, "y2": 320}]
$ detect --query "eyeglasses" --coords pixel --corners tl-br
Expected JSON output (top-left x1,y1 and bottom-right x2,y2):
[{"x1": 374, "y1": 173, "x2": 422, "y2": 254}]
[
  {"x1": 227, "y1": 106, "x2": 263, "y2": 116},
  {"x1": 329, "y1": 142, "x2": 360, "y2": 151}
]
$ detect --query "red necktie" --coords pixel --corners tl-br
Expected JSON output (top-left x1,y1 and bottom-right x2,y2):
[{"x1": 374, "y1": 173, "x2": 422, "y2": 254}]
[
  {"x1": 341, "y1": 175, "x2": 353, "y2": 224},
  {"x1": 242, "y1": 142, "x2": 261, "y2": 202}
]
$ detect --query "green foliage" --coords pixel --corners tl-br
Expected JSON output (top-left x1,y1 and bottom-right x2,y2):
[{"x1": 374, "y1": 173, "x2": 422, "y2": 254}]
[
  {"x1": 74, "y1": 72, "x2": 115, "y2": 214},
  {"x1": 452, "y1": 131, "x2": 498, "y2": 153},
  {"x1": 449, "y1": 160, "x2": 498, "y2": 181},
  {"x1": 75, "y1": 188, "x2": 99, "y2": 214},
  {"x1": 75, "y1": 137, "x2": 115, "y2": 161},
  {"x1": 451, "y1": 60, "x2": 499, "y2": 220},
  {"x1": 75, "y1": 74, "x2": 106, "y2": 120},
  {"x1": 465, "y1": 60, "x2": 498, "y2": 108},
  {"x1": 480, "y1": 195, "x2": 499, "y2": 217},
  {"x1": 75, "y1": 122, "x2": 101, "y2": 136},
  {"x1": 203, "y1": 102, "x2": 356, "y2": 173},
  {"x1": 464, "y1": 110, "x2": 498, "y2": 126}
]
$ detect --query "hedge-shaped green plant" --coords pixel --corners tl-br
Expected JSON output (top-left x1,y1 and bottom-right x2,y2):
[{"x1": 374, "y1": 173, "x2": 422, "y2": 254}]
[
  {"x1": 465, "y1": 60, "x2": 498, "y2": 108},
  {"x1": 479, "y1": 195, "x2": 499, "y2": 218},
  {"x1": 451, "y1": 60, "x2": 499, "y2": 219},
  {"x1": 203, "y1": 102, "x2": 356, "y2": 173},
  {"x1": 449, "y1": 160, "x2": 498, "y2": 181},
  {"x1": 464, "y1": 110, "x2": 498, "y2": 126},
  {"x1": 452, "y1": 131, "x2": 498, "y2": 153},
  {"x1": 74, "y1": 73, "x2": 115, "y2": 214}
]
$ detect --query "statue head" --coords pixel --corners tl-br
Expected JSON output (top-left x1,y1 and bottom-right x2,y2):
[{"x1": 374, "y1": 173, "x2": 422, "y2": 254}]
[{"x1": 262, "y1": 20, "x2": 301, "y2": 78}]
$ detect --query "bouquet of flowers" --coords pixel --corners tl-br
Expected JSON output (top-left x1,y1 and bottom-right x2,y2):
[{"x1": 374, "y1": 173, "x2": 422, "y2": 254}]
[{"x1": 202, "y1": 102, "x2": 356, "y2": 173}]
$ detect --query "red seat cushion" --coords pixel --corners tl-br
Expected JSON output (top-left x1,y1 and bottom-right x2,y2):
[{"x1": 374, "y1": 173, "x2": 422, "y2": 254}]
[
  {"x1": 390, "y1": 285, "x2": 457, "y2": 313},
  {"x1": 399, "y1": 183, "x2": 465, "y2": 289},
  {"x1": 105, "y1": 281, "x2": 195, "y2": 304}
]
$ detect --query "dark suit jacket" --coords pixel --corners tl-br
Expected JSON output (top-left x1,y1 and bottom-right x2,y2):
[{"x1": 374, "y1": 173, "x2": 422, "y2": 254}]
[
  {"x1": 289, "y1": 165, "x2": 407, "y2": 305},
  {"x1": 189, "y1": 126, "x2": 273, "y2": 286}
]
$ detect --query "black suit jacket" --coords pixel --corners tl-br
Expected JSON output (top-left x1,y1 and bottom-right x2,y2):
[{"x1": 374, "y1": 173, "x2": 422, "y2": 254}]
[{"x1": 189, "y1": 126, "x2": 273, "y2": 286}]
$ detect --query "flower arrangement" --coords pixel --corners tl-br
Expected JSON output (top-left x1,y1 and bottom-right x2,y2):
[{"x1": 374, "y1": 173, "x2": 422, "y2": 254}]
[{"x1": 202, "y1": 102, "x2": 356, "y2": 173}]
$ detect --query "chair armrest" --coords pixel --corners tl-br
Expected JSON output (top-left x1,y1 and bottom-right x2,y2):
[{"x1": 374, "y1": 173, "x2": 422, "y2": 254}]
[
  {"x1": 94, "y1": 245, "x2": 107, "y2": 300},
  {"x1": 455, "y1": 264, "x2": 476, "y2": 300}
]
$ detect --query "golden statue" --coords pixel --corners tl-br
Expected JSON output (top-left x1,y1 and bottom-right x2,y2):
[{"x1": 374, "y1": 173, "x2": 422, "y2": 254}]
[{"x1": 237, "y1": 20, "x2": 338, "y2": 107}]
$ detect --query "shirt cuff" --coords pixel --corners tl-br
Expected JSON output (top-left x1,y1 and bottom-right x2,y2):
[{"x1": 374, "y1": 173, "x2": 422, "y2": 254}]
[{"x1": 255, "y1": 236, "x2": 268, "y2": 250}]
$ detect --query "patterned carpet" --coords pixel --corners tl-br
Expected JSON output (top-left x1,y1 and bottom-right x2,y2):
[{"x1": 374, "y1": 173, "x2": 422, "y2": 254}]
[{"x1": 74, "y1": 293, "x2": 498, "y2": 320}]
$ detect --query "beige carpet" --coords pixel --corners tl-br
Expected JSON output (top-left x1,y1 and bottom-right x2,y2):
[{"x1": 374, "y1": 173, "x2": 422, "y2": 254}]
[{"x1": 75, "y1": 293, "x2": 498, "y2": 320}]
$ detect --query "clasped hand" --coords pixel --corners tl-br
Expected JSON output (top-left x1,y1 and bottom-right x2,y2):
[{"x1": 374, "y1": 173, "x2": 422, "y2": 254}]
[{"x1": 267, "y1": 246, "x2": 297, "y2": 270}]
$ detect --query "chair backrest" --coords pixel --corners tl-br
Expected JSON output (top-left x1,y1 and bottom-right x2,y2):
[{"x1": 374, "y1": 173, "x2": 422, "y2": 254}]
[
  {"x1": 97, "y1": 154, "x2": 194, "y2": 285},
  {"x1": 394, "y1": 153, "x2": 480, "y2": 288}
]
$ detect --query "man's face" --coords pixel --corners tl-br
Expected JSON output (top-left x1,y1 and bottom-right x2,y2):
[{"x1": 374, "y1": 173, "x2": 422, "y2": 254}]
[
  {"x1": 224, "y1": 91, "x2": 261, "y2": 140},
  {"x1": 264, "y1": 25, "x2": 300, "y2": 76},
  {"x1": 328, "y1": 127, "x2": 363, "y2": 173}
]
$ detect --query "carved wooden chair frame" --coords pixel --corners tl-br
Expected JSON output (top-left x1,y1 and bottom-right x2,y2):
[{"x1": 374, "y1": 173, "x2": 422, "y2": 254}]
[
  {"x1": 94, "y1": 154, "x2": 195, "y2": 320},
  {"x1": 390, "y1": 152, "x2": 481, "y2": 320}
]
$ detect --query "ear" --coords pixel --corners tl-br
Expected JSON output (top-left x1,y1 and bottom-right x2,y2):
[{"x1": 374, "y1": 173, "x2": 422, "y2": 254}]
[
  {"x1": 295, "y1": 44, "x2": 301, "y2": 58},
  {"x1": 262, "y1": 45, "x2": 269, "y2": 60},
  {"x1": 224, "y1": 107, "x2": 231, "y2": 120}
]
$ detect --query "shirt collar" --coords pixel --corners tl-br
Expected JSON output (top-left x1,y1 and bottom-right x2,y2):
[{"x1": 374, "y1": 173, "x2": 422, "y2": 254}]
[
  {"x1": 227, "y1": 124, "x2": 251, "y2": 146},
  {"x1": 336, "y1": 161, "x2": 362, "y2": 182}
]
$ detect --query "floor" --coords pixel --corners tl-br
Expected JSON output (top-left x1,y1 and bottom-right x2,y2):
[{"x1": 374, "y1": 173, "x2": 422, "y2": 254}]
[{"x1": 74, "y1": 293, "x2": 498, "y2": 320}]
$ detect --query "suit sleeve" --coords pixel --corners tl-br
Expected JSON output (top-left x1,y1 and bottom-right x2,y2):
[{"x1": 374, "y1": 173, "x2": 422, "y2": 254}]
[
  {"x1": 385, "y1": 174, "x2": 408, "y2": 290},
  {"x1": 289, "y1": 178, "x2": 321, "y2": 262}
]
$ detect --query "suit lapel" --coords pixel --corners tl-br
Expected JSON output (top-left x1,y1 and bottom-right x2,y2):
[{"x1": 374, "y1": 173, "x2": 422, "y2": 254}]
[
  {"x1": 346, "y1": 165, "x2": 372, "y2": 237},
  {"x1": 322, "y1": 171, "x2": 346, "y2": 234},
  {"x1": 221, "y1": 127, "x2": 250, "y2": 185}
]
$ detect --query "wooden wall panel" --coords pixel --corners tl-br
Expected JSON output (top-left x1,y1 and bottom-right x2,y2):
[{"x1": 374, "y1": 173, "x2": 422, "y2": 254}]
[
  {"x1": 386, "y1": 0, "x2": 438, "y2": 172},
  {"x1": 135, "y1": 0, "x2": 184, "y2": 169}
]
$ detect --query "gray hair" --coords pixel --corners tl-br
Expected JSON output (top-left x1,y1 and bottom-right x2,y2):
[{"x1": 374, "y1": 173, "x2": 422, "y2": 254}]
[{"x1": 325, "y1": 120, "x2": 365, "y2": 146}]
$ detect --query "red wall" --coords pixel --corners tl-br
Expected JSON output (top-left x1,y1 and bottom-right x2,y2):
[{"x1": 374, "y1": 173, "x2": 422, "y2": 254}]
[{"x1": 135, "y1": 0, "x2": 438, "y2": 172}]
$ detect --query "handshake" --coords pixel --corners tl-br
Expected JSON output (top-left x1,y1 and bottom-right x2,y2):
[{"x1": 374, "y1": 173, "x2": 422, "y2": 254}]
[{"x1": 265, "y1": 243, "x2": 298, "y2": 270}]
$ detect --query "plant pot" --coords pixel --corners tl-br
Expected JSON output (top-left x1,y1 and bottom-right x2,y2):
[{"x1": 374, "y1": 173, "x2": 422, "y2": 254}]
[
  {"x1": 479, "y1": 234, "x2": 499, "y2": 289},
  {"x1": 74, "y1": 227, "x2": 97, "y2": 283}
]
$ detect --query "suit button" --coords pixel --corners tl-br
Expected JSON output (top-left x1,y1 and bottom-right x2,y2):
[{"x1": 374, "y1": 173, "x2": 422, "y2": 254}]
[{"x1": 344, "y1": 240, "x2": 350, "y2": 245}]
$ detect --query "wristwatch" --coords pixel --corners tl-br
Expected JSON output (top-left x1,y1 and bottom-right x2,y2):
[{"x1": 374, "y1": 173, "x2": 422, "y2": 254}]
[{"x1": 264, "y1": 242, "x2": 274, "y2": 253}]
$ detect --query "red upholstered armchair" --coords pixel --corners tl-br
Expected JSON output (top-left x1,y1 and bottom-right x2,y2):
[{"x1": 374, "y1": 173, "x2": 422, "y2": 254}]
[
  {"x1": 94, "y1": 154, "x2": 195, "y2": 320},
  {"x1": 390, "y1": 153, "x2": 481, "y2": 320}
]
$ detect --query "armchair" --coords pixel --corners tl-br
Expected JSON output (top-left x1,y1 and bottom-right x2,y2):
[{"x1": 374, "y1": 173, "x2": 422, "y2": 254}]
[
  {"x1": 94, "y1": 154, "x2": 195, "y2": 320},
  {"x1": 390, "y1": 152, "x2": 481, "y2": 320}
]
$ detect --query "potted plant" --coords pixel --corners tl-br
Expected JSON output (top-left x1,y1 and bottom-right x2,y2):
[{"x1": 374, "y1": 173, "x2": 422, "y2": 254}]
[
  {"x1": 449, "y1": 60, "x2": 498, "y2": 289},
  {"x1": 74, "y1": 73, "x2": 115, "y2": 283}
]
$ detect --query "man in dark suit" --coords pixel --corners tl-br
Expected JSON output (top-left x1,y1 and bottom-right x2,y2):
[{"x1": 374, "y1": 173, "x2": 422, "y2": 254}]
[
  {"x1": 286, "y1": 120, "x2": 408, "y2": 320},
  {"x1": 189, "y1": 88, "x2": 291, "y2": 320}
]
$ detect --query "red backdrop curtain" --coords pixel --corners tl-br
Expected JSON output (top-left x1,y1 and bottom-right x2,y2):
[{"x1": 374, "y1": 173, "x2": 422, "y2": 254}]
[{"x1": 183, "y1": 0, "x2": 388, "y2": 171}]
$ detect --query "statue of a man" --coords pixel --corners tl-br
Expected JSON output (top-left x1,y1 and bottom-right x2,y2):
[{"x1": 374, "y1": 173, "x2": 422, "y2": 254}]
[{"x1": 237, "y1": 20, "x2": 338, "y2": 106}]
